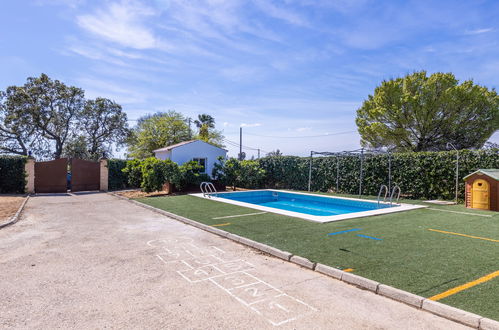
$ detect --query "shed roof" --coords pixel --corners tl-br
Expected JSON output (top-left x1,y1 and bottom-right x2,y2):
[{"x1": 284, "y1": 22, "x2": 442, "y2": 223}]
[
  {"x1": 463, "y1": 169, "x2": 499, "y2": 181},
  {"x1": 153, "y1": 139, "x2": 227, "y2": 153}
]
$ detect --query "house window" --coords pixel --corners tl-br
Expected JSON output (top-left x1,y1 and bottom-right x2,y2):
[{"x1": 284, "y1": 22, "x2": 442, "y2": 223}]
[{"x1": 193, "y1": 158, "x2": 207, "y2": 173}]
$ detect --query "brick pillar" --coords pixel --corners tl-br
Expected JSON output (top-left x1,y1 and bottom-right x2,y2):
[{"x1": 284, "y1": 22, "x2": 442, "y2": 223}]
[
  {"x1": 99, "y1": 158, "x2": 108, "y2": 191},
  {"x1": 25, "y1": 157, "x2": 35, "y2": 194}
]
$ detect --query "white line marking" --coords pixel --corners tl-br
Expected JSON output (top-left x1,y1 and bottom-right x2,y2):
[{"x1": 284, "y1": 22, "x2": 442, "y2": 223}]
[
  {"x1": 212, "y1": 212, "x2": 268, "y2": 220},
  {"x1": 426, "y1": 208, "x2": 493, "y2": 217}
]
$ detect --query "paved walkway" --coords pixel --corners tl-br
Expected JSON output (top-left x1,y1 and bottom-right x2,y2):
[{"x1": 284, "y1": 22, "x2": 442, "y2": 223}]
[{"x1": 0, "y1": 193, "x2": 468, "y2": 329}]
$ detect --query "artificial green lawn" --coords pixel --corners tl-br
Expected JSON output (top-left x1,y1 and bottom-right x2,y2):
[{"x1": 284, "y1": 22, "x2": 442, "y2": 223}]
[{"x1": 137, "y1": 193, "x2": 499, "y2": 320}]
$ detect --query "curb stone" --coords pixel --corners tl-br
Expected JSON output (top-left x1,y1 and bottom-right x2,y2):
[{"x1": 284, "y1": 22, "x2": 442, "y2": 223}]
[
  {"x1": 422, "y1": 299, "x2": 481, "y2": 328},
  {"x1": 341, "y1": 272, "x2": 380, "y2": 293},
  {"x1": 0, "y1": 195, "x2": 30, "y2": 229},
  {"x1": 377, "y1": 284, "x2": 424, "y2": 308},
  {"x1": 290, "y1": 255, "x2": 316, "y2": 270},
  {"x1": 314, "y1": 263, "x2": 344, "y2": 280},
  {"x1": 259, "y1": 245, "x2": 293, "y2": 261},
  {"x1": 480, "y1": 318, "x2": 499, "y2": 330},
  {"x1": 110, "y1": 192, "x2": 498, "y2": 328}
]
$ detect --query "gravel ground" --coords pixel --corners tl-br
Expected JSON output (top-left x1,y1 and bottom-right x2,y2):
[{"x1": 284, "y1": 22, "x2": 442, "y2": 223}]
[{"x1": 0, "y1": 192, "x2": 469, "y2": 329}]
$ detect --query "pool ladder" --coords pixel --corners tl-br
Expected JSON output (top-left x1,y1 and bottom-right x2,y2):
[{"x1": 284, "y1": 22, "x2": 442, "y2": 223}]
[
  {"x1": 377, "y1": 185, "x2": 401, "y2": 207},
  {"x1": 200, "y1": 182, "x2": 217, "y2": 198}
]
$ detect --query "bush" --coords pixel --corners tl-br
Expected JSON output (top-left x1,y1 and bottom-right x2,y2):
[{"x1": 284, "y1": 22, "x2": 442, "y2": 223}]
[
  {"x1": 140, "y1": 157, "x2": 180, "y2": 193},
  {"x1": 122, "y1": 159, "x2": 143, "y2": 188},
  {"x1": 261, "y1": 150, "x2": 499, "y2": 200},
  {"x1": 108, "y1": 159, "x2": 129, "y2": 190},
  {"x1": 212, "y1": 157, "x2": 265, "y2": 190},
  {"x1": 214, "y1": 149, "x2": 499, "y2": 201},
  {"x1": 0, "y1": 156, "x2": 27, "y2": 194},
  {"x1": 177, "y1": 161, "x2": 210, "y2": 191}
]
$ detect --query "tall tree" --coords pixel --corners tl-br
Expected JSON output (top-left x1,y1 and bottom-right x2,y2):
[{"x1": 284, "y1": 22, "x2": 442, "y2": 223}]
[
  {"x1": 0, "y1": 87, "x2": 48, "y2": 157},
  {"x1": 127, "y1": 111, "x2": 191, "y2": 159},
  {"x1": 193, "y1": 113, "x2": 225, "y2": 148},
  {"x1": 356, "y1": 71, "x2": 499, "y2": 151},
  {"x1": 194, "y1": 113, "x2": 215, "y2": 128},
  {"x1": 9, "y1": 74, "x2": 85, "y2": 158},
  {"x1": 76, "y1": 97, "x2": 129, "y2": 160}
]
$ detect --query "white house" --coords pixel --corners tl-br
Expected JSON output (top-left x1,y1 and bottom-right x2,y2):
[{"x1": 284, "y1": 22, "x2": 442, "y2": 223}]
[{"x1": 153, "y1": 140, "x2": 227, "y2": 178}]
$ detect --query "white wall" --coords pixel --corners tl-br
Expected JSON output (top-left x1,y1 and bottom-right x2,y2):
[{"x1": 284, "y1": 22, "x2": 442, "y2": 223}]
[
  {"x1": 155, "y1": 149, "x2": 172, "y2": 160},
  {"x1": 155, "y1": 141, "x2": 227, "y2": 178}
]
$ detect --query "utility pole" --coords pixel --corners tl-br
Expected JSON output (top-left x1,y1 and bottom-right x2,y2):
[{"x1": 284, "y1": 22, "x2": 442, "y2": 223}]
[
  {"x1": 239, "y1": 127, "x2": 243, "y2": 160},
  {"x1": 188, "y1": 118, "x2": 192, "y2": 139},
  {"x1": 257, "y1": 149, "x2": 260, "y2": 159}
]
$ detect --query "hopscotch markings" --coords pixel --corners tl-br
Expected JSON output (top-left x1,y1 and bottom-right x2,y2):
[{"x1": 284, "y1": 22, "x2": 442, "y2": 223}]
[
  {"x1": 250, "y1": 294, "x2": 318, "y2": 326},
  {"x1": 177, "y1": 264, "x2": 227, "y2": 283},
  {"x1": 212, "y1": 212, "x2": 267, "y2": 220},
  {"x1": 147, "y1": 237, "x2": 194, "y2": 247},
  {"x1": 210, "y1": 272, "x2": 261, "y2": 290},
  {"x1": 181, "y1": 255, "x2": 226, "y2": 269},
  {"x1": 147, "y1": 239, "x2": 317, "y2": 326},
  {"x1": 228, "y1": 281, "x2": 282, "y2": 306},
  {"x1": 215, "y1": 260, "x2": 255, "y2": 274}
]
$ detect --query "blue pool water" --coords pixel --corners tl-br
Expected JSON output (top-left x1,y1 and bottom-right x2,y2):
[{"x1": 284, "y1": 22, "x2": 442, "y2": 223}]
[{"x1": 215, "y1": 190, "x2": 394, "y2": 216}]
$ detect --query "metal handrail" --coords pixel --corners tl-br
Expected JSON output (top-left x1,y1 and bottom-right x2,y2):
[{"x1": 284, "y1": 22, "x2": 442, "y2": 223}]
[
  {"x1": 200, "y1": 182, "x2": 217, "y2": 197},
  {"x1": 377, "y1": 185, "x2": 388, "y2": 207},
  {"x1": 390, "y1": 185, "x2": 401, "y2": 205}
]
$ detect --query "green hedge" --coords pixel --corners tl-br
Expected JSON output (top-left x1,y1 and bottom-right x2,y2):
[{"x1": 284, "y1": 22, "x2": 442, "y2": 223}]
[
  {"x1": 0, "y1": 156, "x2": 26, "y2": 194},
  {"x1": 254, "y1": 149, "x2": 499, "y2": 200},
  {"x1": 108, "y1": 159, "x2": 131, "y2": 190},
  {"x1": 111, "y1": 158, "x2": 210, "y2": 192}
]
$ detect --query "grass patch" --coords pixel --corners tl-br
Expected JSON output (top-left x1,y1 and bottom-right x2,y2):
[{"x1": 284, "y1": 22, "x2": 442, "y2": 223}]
[{"x1": 137, "y1": 192, "x2": 499, "y2": 320}]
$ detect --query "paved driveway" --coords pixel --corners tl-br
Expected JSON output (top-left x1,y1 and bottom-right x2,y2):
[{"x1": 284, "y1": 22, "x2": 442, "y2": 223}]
[{"x1": 0, "y1": 193, "x2": 468, "y2": 329}]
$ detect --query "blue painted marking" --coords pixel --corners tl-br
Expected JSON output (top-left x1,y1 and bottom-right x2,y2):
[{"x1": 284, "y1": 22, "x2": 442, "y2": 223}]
[
  {"x1": 327, "y1": 228, "x2": 361, "y2": 236},
  {"x1": 357, "y1": 234, "x2": 382, "y2": 241}
]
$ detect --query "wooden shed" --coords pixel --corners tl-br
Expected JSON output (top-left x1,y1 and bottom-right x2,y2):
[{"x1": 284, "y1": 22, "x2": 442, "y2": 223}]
[{"x1": 463, "y1": 169, "x2": 499, "y2": 211}]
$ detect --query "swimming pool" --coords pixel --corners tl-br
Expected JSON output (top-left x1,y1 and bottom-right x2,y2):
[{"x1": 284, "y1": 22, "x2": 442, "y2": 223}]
[{"x1": 192, "y1": 190, "x2": 425, "y2": 223}]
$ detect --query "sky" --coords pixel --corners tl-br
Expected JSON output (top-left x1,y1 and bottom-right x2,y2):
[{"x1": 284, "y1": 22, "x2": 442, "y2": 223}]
[{"x1": 1, "y1": 0, "x2": 498, "y2": 158}]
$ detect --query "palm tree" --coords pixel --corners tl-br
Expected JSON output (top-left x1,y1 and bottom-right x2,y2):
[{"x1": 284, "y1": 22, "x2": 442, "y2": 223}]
[{"x1": 194, "y1": 114, "x2": 215, "y2": 129}]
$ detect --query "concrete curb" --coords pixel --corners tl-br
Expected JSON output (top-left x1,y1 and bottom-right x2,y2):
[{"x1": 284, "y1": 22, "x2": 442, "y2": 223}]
[
  {"x1": 422, "y1": 299, "x2": 482, "y2": 328},
  {"x1": 314, "y1": 263, "x2": 345, "y2": 280},
  {"x1": 290, "y1": 255, "x2": 316, "y2": 270},
  {"x1": 342, "y1": 272, "x2": 380, "y2": 293},
  {"x1": 377, "y1": 284, "x2": 424, "y2": 309},
  {"x1": 0, "y1": 195, "x2": 30, "y2": 229},
  {"x1": 479, "y1": 318, "x2": 499, "y2": 330},
  {"x1": 110, "y1": 192, "x2": 498, "y2": 328}
]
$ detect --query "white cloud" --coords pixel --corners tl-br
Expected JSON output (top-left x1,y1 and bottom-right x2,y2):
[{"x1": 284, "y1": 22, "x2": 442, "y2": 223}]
[
  {"x1": 296, "y1": 127, "x2": 311, "y2": 132},
  {"x1": 241, "y1": 123, "x2": 262, "y2": 127},
  {"x1": 76, "y1": 1, "x2": 165, "y2": 50},
  {"x1": 465, "y1": 28, "x2": 493, "y2": 35},
  {"x1": 253, "y1": 0, "x2": 309, "y2": 26}
]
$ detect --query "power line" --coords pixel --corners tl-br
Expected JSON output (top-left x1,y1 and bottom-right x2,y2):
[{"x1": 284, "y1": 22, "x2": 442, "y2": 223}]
[
  {"x1": 223, "y1": 138, "x2": 270, "y2": 154},
  {"x1": 243, "y1": 130, "x2": 356, "y2": 139}
]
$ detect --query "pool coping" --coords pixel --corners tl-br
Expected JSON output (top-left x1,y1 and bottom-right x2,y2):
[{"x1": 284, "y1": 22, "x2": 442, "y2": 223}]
[
  {"x1": 110, "y1": 191, "x2": 498, "y2": 329},
  {"x1": 190, "y1": 189, "x2": 426, "y2": 223}
]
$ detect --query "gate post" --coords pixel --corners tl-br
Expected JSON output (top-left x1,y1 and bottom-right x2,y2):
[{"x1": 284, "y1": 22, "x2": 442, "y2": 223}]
[
  {"x1": 25, "y1": 157, "x2": 35, "y2": 194},
  {"x1": 99, "y1": 158, "x2": 108, "y2": 191}
]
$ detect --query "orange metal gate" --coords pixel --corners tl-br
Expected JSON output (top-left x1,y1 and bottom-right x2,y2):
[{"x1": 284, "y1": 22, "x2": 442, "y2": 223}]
[
  {"x1": 71, "y1": 159, "x2": 100, "y2": 192},
  {"x1": 34, "y1": 158, "x2": 69, "y2": 193}
]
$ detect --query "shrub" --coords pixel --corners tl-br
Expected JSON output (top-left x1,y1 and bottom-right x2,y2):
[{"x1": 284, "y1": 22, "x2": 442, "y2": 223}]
[
  {"x1": 140, "y1": 157, "x2": 180, "y2": 192},
  {"x1": 177, "y1": 161, "x2": 210, "y2": 191},
  {"x1": 107, "y1": 159, "x2": 129, "y2": 190},
  {"x1": 212, "y1": 157, "x2": 241, "y2": 190},
  {"x1": 0, "y1": 156, "x2": 26, "y2": 194},
  {"x1": 122, "y1": 159, "x2": 143, "y2": 188},
  {"x1": 258, "y1": 149, "x2": 499, "y2": 200},
  {"x1": 212, "y1": 157, "x2": 265, "y2": 190}
]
